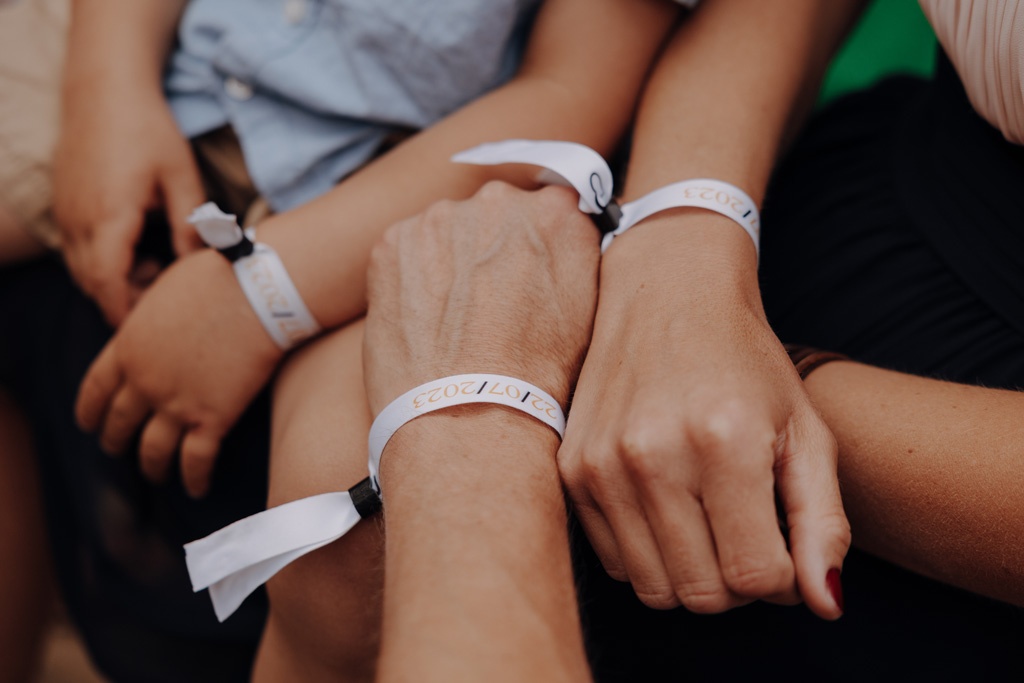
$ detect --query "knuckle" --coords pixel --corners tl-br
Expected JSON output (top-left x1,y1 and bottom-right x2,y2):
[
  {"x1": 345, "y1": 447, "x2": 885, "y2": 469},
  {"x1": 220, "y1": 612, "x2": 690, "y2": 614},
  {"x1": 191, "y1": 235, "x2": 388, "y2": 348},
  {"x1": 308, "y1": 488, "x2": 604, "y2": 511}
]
[
  {"x1": 674, "y1": 579, "x2": 733, "y2": 614},
  {"x1": 477, "y1": 179, "x2": 516, "y2": 202},
  {"x1": 617, "y1": 426, "x2": 666, "y2": 481},
  {"x1": 576, "y1": 448, "x2": 619, "y2": 493},
  {"x1": 635, "y1": 585, "x2": 681, "y2": 611},
  {"x1": 720, "y1": 557, "x2": 793, "y2": 598},
  {"x1": 822, "y1": 512, "x2": 853, "y2": 553},
  {"x1": 535, "y1": 184, "x2": 579, "y2": 213},
  {"x1": 422, "y1": 198, "x2": 457, "y2": 226},
  {"x1": 368, "y1": 230, "x2": 399, "y2": 278},
  {"x1": 687, "y1": 401, "x2": 775, "y2": 464}
]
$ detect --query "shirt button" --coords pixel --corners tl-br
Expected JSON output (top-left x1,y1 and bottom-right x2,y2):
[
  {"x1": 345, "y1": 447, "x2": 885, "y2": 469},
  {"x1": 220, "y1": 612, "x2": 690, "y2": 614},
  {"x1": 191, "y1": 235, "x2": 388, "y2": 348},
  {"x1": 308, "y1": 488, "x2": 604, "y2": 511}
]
[
  {"x1": 284, "y1": 0, "x2": 307, "y2": 24},
  {"x1": 224, "y1": 76, "x2": 254, "y2": 101}
]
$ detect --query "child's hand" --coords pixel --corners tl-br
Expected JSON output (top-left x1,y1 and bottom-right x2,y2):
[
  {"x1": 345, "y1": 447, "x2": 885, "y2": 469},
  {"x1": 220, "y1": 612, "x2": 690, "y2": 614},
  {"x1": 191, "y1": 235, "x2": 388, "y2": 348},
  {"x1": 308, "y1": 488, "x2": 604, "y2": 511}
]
[
  {"x1": 75, "y1": 250, "x2": 283, "y2": 498},
  {"x1": 54, "y1": 79, "x2": 205, "y2": 326}
]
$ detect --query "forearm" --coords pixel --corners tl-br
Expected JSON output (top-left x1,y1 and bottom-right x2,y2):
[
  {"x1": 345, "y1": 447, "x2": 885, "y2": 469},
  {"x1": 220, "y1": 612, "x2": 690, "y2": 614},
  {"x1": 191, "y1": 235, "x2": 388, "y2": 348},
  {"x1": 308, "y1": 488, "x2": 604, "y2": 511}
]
[
  {"x1": 258, "y1": 0, "x2": 678, "y2": 329},
  {"x1": 604, "y1": 0, "x2": 863, "y2": 301},
  {"x1": 64, "y1": 0, "x2": 186, "y2": 96},
  {"x1": 377, "y1": 408, "x2": 588, "y2": 683},
  {"x1": 805, "y1": 361, "x2": 1024, "y2": 606}
]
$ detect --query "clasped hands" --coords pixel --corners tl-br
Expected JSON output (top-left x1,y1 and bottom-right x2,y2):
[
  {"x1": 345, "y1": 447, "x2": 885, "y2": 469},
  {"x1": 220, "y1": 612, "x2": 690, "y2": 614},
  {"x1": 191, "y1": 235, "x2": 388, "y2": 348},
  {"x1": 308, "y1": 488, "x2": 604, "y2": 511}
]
[{"x1": 75, "y1": 180, "x2": 849, "y2": 618}]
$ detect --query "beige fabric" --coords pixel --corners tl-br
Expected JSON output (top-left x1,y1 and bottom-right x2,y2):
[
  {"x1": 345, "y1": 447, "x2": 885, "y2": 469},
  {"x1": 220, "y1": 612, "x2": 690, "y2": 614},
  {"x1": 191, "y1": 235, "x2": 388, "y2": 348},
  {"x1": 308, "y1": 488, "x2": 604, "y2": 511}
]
[
  {"x1": 0, "y1": 0, "x2": 265, "y2": 251},
  {"x1": 0, "y1": 0, "x2": 69, "y2": 248},
  {"x1": 920, "y1": 0, "x2": 1024, "y2": 145}
]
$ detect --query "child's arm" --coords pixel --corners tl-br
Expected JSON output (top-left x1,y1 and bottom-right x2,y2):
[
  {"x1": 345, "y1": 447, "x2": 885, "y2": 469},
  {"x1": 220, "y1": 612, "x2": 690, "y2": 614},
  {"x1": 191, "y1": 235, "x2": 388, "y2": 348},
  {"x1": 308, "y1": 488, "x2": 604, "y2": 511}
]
[
  {"x1": 76, "y1": 0, "x2": 683, "y2": 497},
  {"x1": 54, "y1": 0, "x2": 205, "y2": 325}
]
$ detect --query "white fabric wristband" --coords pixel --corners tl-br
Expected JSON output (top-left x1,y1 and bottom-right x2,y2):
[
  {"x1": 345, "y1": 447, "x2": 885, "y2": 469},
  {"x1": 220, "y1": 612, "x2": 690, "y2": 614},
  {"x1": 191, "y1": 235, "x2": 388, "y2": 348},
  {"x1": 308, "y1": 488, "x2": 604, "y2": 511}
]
[
  {"x1": 184, "y1": 373, "x2": 565, "y2": 622},
  {"x1": 452, "y1": 139, "x2": 761, "y2": 260},
  {"x1": 611, "y1": 178, "x2": 759, "y2": 257},
  {"x1": 367, "y1": 373, "x2": 566, "y2": 495},
  {"x1": 189, "y1": 202, "x2": 321, "y2": 349}
]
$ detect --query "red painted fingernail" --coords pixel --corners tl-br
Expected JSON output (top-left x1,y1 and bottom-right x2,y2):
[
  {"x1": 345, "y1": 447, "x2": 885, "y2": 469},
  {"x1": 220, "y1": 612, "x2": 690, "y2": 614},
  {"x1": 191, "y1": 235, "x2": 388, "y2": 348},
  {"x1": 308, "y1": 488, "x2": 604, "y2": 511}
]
[{"x1": 826, "y1": 568, "x2": 844, "y2": 614}]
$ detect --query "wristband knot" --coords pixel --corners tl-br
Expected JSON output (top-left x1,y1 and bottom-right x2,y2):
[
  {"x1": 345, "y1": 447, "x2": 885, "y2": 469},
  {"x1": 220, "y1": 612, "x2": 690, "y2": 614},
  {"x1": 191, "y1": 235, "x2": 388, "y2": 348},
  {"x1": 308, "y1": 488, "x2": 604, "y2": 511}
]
[
  {"x1": 217, "y1": 238, "x2": 256, "y2": 262},
  {"x1": 592, "y1": 199, "x2": 622, "y2": 235}
]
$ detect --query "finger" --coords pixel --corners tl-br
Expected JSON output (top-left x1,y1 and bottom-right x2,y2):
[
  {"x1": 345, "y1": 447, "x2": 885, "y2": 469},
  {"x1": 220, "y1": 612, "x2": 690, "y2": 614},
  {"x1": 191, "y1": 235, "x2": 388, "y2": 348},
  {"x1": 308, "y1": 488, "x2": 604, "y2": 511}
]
[
  {"x1": 777, "y1": 411, "x2": 851, "y2": 620},
  {"x1": 639, "y1": 485, "x2": 752, "y2": 614},
  {"x1": 180, "y1": 425, "x2": 225, "y2": 499},
  {"x1": 558, "y1": 436, "x2": 629, "y2": 581},
  {"x1": 98, "y1": 386, "x2": 152, "y2": 456},
  {"x1": 86, "y1": 212, "x2": 145, "y2": 326},
  {"x1": 161, "y1": 158, "x2": 206, "y2": 257},
  {"x1": 698, "y1": 416, "x2": 799, "y2": 603},
  {"x1": 566, "y1": 487, "x2": 628, "y2": 582},
  {"x1": 582, "y1": 456, "x2": 679, "y2": 609},
  {"x1": 138, "y1": 413, "x2": 185, "y2": 485},
  {"x1": 76, "y1": 342, "x2": 123, "y2": 433},
  {"x1": 616, "y1": 423, "x2": 751, "y2": 613}
]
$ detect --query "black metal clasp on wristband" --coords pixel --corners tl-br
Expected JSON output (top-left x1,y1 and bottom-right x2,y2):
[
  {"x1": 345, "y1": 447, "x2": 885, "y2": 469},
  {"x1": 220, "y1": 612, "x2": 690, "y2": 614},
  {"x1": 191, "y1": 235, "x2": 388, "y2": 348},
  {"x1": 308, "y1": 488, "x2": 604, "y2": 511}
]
[{"x1": 348, "y1": 477, "x2": 383, "y2": 519}]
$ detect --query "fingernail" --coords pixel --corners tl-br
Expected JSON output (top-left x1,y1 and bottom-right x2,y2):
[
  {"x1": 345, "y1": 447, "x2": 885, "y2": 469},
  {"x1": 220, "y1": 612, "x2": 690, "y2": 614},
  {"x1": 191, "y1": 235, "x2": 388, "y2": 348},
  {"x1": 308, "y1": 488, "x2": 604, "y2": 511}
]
[{"x1": 826, "y1": 568, "x2": 844, "y2": 614}]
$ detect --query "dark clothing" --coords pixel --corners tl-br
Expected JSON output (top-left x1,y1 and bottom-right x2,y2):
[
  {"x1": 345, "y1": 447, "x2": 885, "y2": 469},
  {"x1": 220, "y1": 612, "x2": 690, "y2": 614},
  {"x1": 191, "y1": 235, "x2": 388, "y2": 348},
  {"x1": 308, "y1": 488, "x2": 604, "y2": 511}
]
[
  {"x1": 575, "y1": 52, "x2": 1024, "y2": 682},
  {"x1": 0, "y1": 258, "x2": 269, "y2": 682}
]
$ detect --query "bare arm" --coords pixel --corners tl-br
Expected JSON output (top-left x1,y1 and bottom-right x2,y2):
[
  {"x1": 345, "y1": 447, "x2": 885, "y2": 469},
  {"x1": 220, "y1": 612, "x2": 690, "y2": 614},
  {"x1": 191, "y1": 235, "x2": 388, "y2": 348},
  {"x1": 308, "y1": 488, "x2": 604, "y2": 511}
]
[
  {"x1": 259, "y1": 0, "x2": 679, "y2": 329},
  {"x1": 75, "y1": 0, "x2": 680, "y2": 497},
  {"x1": 805, "y1": 361, "x2": 1024, "y2": 606},
  {"x1": 558, "y1": 0, "x2": 863, "y2": 619},
  {"x1": 364, "y1": 185, "x2": 601, "y2": 681}
]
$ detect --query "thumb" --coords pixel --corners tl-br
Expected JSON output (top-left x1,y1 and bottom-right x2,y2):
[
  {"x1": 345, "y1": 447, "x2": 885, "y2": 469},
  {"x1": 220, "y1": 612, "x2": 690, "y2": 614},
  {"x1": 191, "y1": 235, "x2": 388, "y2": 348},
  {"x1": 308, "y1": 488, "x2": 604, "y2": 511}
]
[
  {"x1": 777, "y1": 409, "x2": 851, "y2": 620},
  {"x1": 87, "y1": 212, "x2": 146, "y2": 326},
  {"x1": 161, "y1": 155, "x2": 207, "y2": 258}
]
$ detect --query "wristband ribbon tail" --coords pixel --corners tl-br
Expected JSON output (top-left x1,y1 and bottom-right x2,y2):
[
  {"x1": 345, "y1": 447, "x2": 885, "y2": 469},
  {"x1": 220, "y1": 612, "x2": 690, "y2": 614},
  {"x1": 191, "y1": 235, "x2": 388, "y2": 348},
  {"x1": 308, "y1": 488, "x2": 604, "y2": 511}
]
[
  {"x1": 452, "y1": 139, "x2": 615, "y2": 216},
  {"x1": 183, "y1": 375, "x2": 565, "y2": 622},
  {"x1": 453, "y1": 140, "x2": 761, "y2": 259},
  {"x1": 184, "y1": 491, "x2": 363, "y2": 622}
]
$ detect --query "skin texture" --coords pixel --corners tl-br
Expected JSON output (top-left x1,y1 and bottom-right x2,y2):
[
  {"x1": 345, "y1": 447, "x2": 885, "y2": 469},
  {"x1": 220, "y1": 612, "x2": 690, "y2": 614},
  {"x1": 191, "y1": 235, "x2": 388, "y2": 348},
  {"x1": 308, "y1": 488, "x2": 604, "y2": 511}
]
[
  {"x1": 366, "y1": 184, "x2": 599, "y2": 682},
  {"x1": 54, "y1": 0, "x2": 203, "y2": 326},
  {"x1": 555, "y1": 0, "x2": 862, "y2": 619},
  {"x1": 805, "y1": 361, "x2": 1024, "y2": 607},
  {"x1": 73, "y1": 0, "x2": 679, "y2": 497}
]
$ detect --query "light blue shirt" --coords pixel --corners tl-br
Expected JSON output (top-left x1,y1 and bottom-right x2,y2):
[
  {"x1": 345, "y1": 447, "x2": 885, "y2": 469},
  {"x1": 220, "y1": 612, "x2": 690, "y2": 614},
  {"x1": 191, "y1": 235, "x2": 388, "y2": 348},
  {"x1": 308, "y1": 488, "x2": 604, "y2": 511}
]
[{"x1": 165, "y1": 0, "x2": 541, "y2": 211}]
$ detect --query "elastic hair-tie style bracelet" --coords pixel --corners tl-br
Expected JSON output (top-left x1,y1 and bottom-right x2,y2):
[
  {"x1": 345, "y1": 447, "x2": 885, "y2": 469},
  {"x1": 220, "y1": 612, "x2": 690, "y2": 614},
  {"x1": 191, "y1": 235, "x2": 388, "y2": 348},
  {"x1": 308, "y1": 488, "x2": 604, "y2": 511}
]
[
  {"x1": 784, "y1": 344, "x2": 850, "y2": 380},
  {"x1": 452, "y1": 139, "x2": 761, "y2": 261},
  {"x1": 183, "y1": 373, "x2": 565, "y2": 622},
  {"x1": 189, "y1": 203, "x2": 321, "y2": 350}
]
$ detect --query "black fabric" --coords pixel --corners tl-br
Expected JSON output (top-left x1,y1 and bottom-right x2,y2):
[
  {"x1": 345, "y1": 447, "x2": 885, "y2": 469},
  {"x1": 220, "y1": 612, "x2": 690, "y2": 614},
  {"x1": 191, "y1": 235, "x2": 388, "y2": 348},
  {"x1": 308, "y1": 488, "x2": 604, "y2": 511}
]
[
  {"x1": 574, "y1": 52, "x2": 1024, "y2": 682},
  {"x1": 0, "y1": 258, "x2": 269, "y2": 682}
]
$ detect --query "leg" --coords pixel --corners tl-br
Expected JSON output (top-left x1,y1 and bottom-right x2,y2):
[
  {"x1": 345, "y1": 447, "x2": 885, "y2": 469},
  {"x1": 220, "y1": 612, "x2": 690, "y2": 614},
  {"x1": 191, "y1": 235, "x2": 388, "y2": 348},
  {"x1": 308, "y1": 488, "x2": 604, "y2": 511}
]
[
  {"x1": 252, "y1": 320, "x2": 382, "y2": 683},
  {"x1": 0, "y1": 391, "x2": 52, "y2": 683}
]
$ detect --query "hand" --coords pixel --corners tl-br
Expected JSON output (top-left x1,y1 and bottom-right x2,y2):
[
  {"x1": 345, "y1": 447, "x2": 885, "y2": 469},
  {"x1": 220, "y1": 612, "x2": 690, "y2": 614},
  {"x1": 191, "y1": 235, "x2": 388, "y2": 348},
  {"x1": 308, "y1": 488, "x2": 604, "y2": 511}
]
[
  {"x1": 75, "y1": 249, "x2": 283, "y2": 497},
  {"x1": 363, "y1": 182, "x2": 600, "y2": 417},
  {"x1": 54, "y1": 77, "x2": 205, "y2": 326},
  {"x1": 556, "y1": 213, "x2": 851, "y2": 619}
]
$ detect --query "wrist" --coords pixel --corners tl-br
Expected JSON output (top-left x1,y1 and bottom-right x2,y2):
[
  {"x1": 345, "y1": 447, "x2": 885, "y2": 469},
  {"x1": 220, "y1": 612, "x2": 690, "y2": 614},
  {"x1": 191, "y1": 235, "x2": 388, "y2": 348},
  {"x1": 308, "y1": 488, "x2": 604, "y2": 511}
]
[
  {"x1": 598, "y1": 210, "x2": 763, "y2": 317},
  {"x1": 380, "y1": 405, "x2": 562, "y2": 495},
  {"x1": 186, "y1": 249, "x2": 286, "y2": 365}
]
